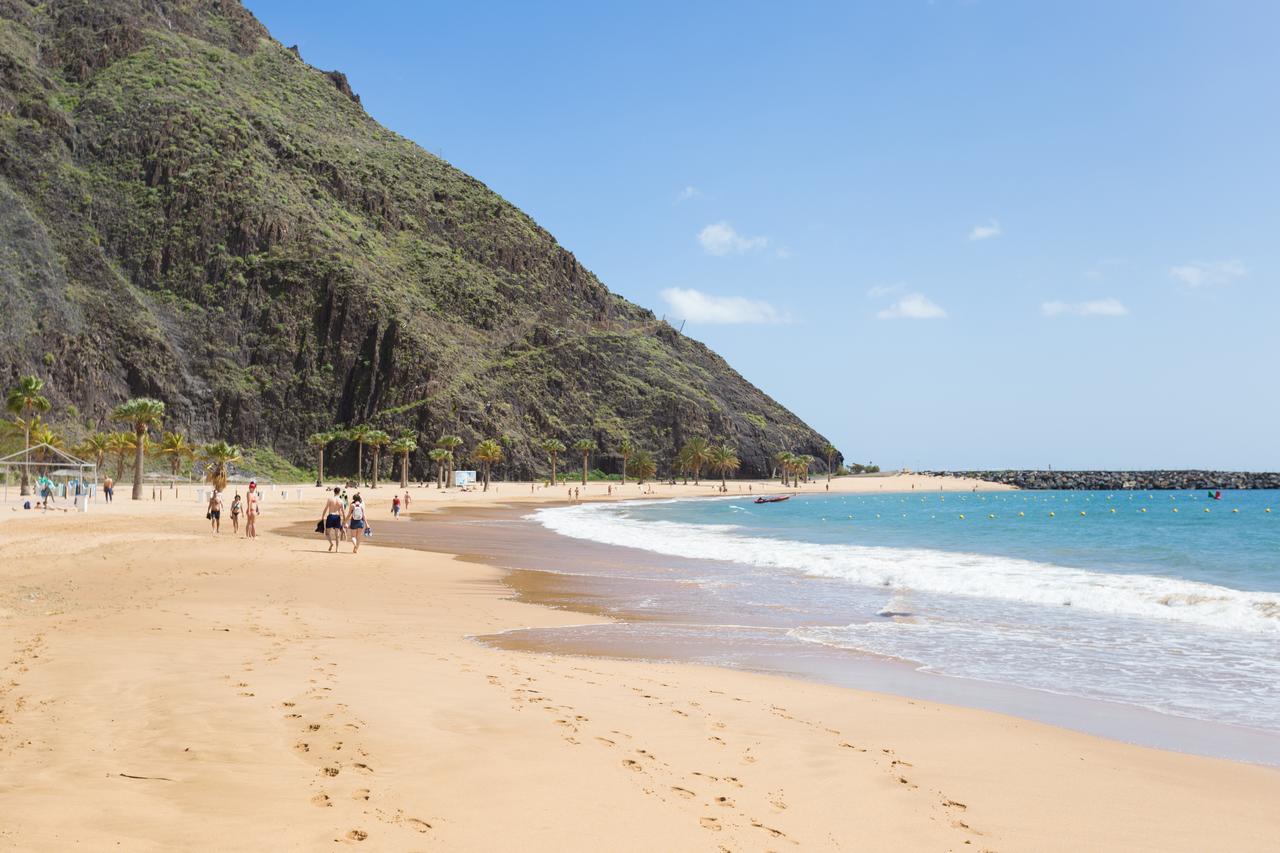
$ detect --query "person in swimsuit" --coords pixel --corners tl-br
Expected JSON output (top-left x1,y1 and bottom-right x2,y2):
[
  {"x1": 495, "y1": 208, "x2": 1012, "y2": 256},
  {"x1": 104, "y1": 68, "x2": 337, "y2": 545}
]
[
  {"x1": 103, "y1": 477, "x2": 114, "y2": 502},
  {"x1": 230, "y1": 493, "x2": 242, "y2": 533},
  {"x1": 244, "y1": 487, "x2": 259, "y2": 539},
  {"x1": 207, "y1": 490, "x2": 223, "y2": 533},
  {"x1": 345, "y1": 494, "x2": 366, "y2": 553},
  {"x1": 320, "y1": 487, "x2": 344, "y2": 552}
]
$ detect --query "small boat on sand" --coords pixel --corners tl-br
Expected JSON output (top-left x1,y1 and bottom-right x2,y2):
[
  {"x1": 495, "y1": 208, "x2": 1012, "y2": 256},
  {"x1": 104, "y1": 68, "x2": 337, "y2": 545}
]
[{"x1": 754, "y1": 495, "x2": 791, "y2": 504}]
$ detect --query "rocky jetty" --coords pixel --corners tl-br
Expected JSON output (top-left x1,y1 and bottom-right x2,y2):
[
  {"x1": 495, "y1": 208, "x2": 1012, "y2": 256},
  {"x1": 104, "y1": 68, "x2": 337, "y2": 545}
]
[{"x1": 925, "y1": 470, "x2": 1280, "y2": 491}]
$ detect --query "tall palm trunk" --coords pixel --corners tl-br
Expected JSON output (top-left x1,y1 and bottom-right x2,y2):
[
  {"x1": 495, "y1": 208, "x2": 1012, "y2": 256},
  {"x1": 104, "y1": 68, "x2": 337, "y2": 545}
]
[
  {"x1": 621, "y1": 453, "x2": 629, "y2": 486},
  {"x1": 132, "y1": 428, "x2": 145, "y2": 499},
  {"x1": 550, "y1": 454, "x2": 558, "y2": 486},
  {"x1": 581, "y1": 453, "x2": 589, "y2": 486},
  {"x1": 371, "y1": 448, "x2": 380, "y2": 489},
  {"x1": 482, "y1": 462, "x2": 491, "y2": 492},
  {"x1": 20, "y1": 423, "x2": 30, "y2": 495},
  {"x1": 356, "y1": 442, "x2": 364, "y2": 485},
  {"x1": 317, "y1": 446, "x2": 325, "y2": 486},
  {"x1": 400, "y1": 453, "x2": 409, "y2": 489}
]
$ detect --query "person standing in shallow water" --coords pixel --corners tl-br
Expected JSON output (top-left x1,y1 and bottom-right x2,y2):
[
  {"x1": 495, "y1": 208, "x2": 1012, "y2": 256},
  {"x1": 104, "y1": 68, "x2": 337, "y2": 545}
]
[{"x1": 320, "y1": 487, "x2": 344, "y2": 552}]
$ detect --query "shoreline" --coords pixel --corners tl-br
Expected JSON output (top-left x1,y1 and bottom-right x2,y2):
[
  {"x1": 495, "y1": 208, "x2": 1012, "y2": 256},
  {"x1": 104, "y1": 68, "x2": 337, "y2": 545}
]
[
  {"x1": 3, "y1": 476, "x2": 1279, "y2": 850},
  {"x1": 357, "y1": 499, "x2": 1280, "y2": 767}
]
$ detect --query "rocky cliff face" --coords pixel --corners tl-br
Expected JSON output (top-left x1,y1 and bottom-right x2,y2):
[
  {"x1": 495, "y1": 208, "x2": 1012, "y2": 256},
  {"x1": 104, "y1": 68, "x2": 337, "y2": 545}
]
[{"x1": 0, "y1": 0, "x2": 837, "y2": 478}]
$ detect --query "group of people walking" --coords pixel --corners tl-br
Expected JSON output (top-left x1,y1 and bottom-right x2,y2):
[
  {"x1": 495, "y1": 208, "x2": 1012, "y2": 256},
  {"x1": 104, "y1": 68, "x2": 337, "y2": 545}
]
[
  {"x1": 206, "y1": 480, "x2": 260, "y2": 537},
  {"x1": 320, "y1": 487, "x2": 370, "y2": 553}
]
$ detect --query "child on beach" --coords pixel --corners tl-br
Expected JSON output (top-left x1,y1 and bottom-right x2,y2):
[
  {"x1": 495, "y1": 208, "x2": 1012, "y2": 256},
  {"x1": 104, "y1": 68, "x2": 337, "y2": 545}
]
[{"x1": 230, "y1": 493, "x2": 242, "y2": 533}]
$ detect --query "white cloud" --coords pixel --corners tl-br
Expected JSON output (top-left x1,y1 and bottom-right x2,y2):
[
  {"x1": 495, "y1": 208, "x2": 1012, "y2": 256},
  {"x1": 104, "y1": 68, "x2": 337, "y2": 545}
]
[
  {"x1": 698, "y1": 222, "x2": 768, "y2": 256},
  {"x1": 1041, "y1": 298, "x2": 1129, "y2": 318},
  {"x1": 866, "y1": 283, "x2": 905, "y2": 299},
  {"x1": 661, "y1": 287, "x2": 789, "y2": 324},
  {"x1": 774, "y1": 246, "x2": 792, "y2": 260},
  {"x1": 1169, "y1": 259, "x2": 1246, "y2": 288},
  {"x1": 968, "y1": 219, "x2": 1002, "y2": 241},
  {"x1": 877, "y1": 293, "x2": 947, "y2": 320},
  {"x1": 676, "y1": 185, "x2": 701, "y2": 202}
]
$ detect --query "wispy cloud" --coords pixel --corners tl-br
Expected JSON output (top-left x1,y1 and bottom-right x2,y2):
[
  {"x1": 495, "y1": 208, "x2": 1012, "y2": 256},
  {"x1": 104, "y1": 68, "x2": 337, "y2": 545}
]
[
  {"x1": 774, "y1": 246, "x2": 792, "y2": 260},
  {"x1": 661, "y1": 287, "x2": 789, "y2": 324},
  {"x1": 866, "y1": 283, "x2": 905, "y2": 299},
  {"x1": 1169, "y1": 259, "x2": 1247, "y2": 288},
  {"x1": 676, "y1": 185, "x2": 701, "y2": 202},
  {"x1": 877, "y1": 293, "x2": 947, "y2": 320},
  {"x1": 1041, "y1": 298, "x2": 1129, "y2": 318},
  {"x1": 698, "y1": 222, "x2": 768, "y2": 256},
  {"x1": 968, "y1": 219, "x2": 1002, "y2": 241}
]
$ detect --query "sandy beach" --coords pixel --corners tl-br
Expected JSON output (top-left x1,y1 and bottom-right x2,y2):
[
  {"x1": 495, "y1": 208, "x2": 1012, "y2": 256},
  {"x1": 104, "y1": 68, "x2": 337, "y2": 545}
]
[{"x1": 2, "y1": 474, "x2": 1278, "y2": 851}]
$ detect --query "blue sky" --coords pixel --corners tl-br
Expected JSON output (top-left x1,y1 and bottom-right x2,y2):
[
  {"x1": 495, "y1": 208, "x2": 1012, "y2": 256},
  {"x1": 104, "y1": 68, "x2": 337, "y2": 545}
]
[{"x1": 247, "y1": 1, "x2": 1280, "y2": 470}]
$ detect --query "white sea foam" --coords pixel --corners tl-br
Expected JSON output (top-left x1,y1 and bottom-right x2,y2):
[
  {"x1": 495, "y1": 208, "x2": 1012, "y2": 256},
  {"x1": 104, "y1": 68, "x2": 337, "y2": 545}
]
[{"x1": 533, "y1": 502, "x2": 1280, "y2": 635}]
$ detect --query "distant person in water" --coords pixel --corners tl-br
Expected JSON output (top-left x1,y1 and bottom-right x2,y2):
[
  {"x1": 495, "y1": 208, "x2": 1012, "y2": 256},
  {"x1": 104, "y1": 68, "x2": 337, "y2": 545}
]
[
  {"x1": 207, "y1": 490, "x2": 222, "y2": 533},
  {"x1": 346, "y1": 494, "x2": 366, "y2": 553},
  {"x1": 230, "y1": 492, "x2": 242, "y2": 533},
  {"x1": 320, "y1": 487, "x2": 344, "y2": 552}
]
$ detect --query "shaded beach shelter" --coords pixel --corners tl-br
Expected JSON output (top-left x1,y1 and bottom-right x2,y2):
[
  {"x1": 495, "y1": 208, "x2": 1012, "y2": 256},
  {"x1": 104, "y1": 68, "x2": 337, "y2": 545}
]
[{"x1": 0, "y1": 443, "x2": 98, "y2": 509}]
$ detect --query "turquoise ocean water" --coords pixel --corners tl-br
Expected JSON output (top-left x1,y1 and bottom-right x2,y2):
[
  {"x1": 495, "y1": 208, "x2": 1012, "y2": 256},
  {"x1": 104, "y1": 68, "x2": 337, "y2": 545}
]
[{"x1": 535, "y1": 490, "x2": 1280, "y2": 732}]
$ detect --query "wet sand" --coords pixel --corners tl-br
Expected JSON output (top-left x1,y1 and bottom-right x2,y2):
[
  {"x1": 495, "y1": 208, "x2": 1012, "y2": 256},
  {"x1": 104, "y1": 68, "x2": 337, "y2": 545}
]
[{"x1": 362, "y1": 504, "x2": 1280, "y2": 767}]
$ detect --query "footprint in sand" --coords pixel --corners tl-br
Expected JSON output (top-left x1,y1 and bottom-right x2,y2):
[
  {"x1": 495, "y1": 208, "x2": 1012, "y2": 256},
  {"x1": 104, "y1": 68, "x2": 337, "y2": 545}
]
[
  {"x1": 311, "y1": 792, "x2": 332, "y2": 808},
  {"x1": 346, "y1": 829, "x2": 367, "y2": 841},
  {"x1": 352, "y1": 762, "x2": 374, "y2": 774},
  {"x1": 594, "y1": 737, "x2": 615, "y2": 747},
  {"x1": 352, "y1": 788, "x2": 371, "y2": 801},
  {"x1": 699, "y1": 817, "x2": 722, "y2": 832},
  {"x1": 322, "y1": 767, "x2": 340, "y2": 777},
  {"x1": 621, "y1": 759, "x2": 643, "y2": 772},
  {"x1": 670, "y1": 786, "x2": 696, "y2": 799},
  {"x1": 403, "y1": 817, "x2": 431, "y2": 833},
  {"x1": 714, "y1": 796, "x2": 735, "y2": 808},
  {"x1": 294, "y1": 742, "x2": 310, "y2": 753}
]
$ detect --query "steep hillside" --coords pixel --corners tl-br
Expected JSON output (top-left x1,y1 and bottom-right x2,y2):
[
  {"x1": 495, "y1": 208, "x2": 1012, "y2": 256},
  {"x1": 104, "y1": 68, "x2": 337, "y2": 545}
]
[{"x1": 0, "y1": 0, "x2": 837, "y2": 477}]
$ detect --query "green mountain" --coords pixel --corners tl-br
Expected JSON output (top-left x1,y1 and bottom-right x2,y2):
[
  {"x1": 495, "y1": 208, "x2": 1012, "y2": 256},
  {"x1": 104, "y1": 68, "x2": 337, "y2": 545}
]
[{"x1": 0, "y1": 0, "x2": 837, "y2": 478}]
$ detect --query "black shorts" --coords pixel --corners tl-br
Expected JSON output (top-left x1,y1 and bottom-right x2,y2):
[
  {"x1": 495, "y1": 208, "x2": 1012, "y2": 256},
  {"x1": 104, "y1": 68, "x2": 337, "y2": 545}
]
[{"x1": 325, "y1": 513, "x2": 343, "y2": 529}]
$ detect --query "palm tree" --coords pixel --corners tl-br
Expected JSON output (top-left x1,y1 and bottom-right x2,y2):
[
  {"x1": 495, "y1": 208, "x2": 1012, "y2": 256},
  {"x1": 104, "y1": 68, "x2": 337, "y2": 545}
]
[
  {"x1": 630, "y1": 449, "x2": 657, "y2": 483},
  {"x1": 77, "y1": 431, "x2": 111, "y2": 473},
  {"x1": 618, "y1": 437, "x2": 634, "y2": 485},
  {"x1": 822, "y1": 442, "x2": 838, "y2": 482},
  {"x1": 572, "y1": 438, "x2": 595, "y2": 486},
  {"x1": 347, "y1": 424, "x2": 374, "y2": 484},
  {"x1": 158, "y1": 431, "x2": 194, "y2": 478},
  {"x1": 110, "y1": 398, "x2": 165, "y2": 499},
  {"x1": 30, "y1": 421, "x2": 63, "y2": 457},
  {"x1": 106, "y1": 431, "x2": 134, "y2": 481},
  {"x1": 436, "y1": 435, "x2": 463, "y2": 487},
  {"x1": 428, "y1": 448, "x2": 450, "y2": 489},
  {"x1": 308, "y1": 431, "x2": 334, "y2": 486},
  {"x1": 709, "y1": 444, "x2": 741, "y2": 491},
  {"x1": 539, "y1": 438, "x2": 566, "y2": 485},
  {"x1": 367, "y1": 429, "x2": 391, "y2": 489},
  {"x1": 471, "y1": 439, "x2": 504, "y2": 492},
  {"x1": 389, "y1": 434, "x2": 418, "y2": 489},
  {"x1": 791, "y1": 454, "x2": 814, "y2": 484},
  {"x1": 201, "y1": 440, "x2": 242, "y2": 492},
  {"x1": 6, "y1": 375, "x2": 51, "y2": 495},
  {"x1": 679, "y1": 436, "x2": 711, "y2": 485},
  {"x1": 775, "y1": 450, "x2": 792, "y2": 486}
]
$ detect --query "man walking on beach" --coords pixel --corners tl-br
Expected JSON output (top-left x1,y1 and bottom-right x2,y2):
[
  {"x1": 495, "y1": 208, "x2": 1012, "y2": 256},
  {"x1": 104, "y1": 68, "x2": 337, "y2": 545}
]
[
  {"x1": 103, "y1": 476, "x2": 114, "y2": 502},
  {"x1": 320, "y1": 487, "x2": 344, "y2": 552},
  {"x1": 207, "y1": 490, "x2": 223, "y2": 533}
]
